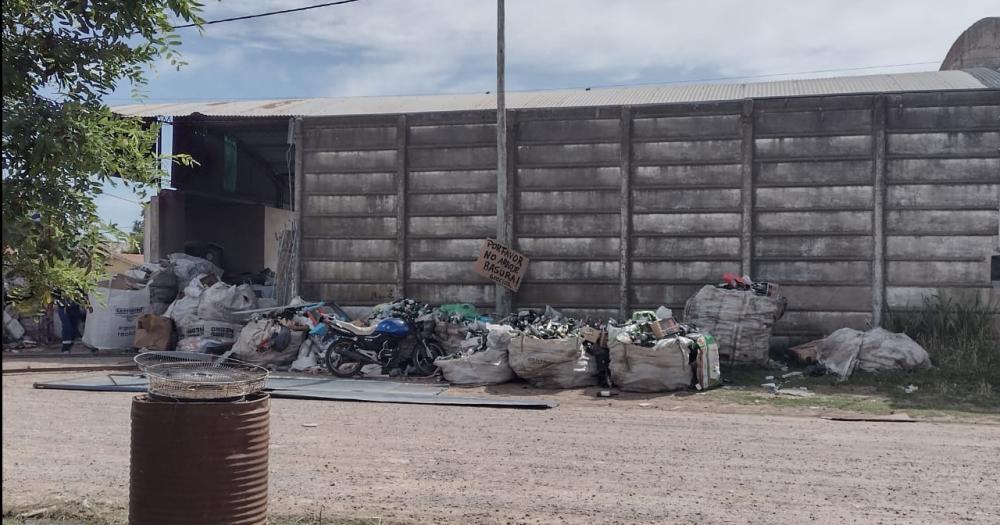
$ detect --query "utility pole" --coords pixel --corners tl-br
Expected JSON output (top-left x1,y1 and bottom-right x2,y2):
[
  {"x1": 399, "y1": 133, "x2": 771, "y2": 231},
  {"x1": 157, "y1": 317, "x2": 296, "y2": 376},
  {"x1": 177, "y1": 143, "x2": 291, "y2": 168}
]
[{"x1": 496, "y1": 0, "x2": 513, "y2": 315}]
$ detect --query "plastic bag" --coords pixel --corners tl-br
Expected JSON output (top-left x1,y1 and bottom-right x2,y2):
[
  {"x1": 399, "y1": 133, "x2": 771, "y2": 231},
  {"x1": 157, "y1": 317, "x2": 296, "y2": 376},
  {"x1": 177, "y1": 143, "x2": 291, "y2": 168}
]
[{"x1": 196, "y1": 282, "x2": 257, "y2": 324}]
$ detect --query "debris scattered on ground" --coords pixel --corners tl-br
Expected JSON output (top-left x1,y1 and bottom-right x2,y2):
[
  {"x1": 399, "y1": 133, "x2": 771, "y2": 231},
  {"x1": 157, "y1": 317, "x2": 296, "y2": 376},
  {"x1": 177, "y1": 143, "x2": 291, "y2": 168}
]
[
  {"x1": 787, "y1": 340, "x2": 819, "y2": 365},
  {"x1": 904, "y1": 384, "x2": 919, "y2": 394}
]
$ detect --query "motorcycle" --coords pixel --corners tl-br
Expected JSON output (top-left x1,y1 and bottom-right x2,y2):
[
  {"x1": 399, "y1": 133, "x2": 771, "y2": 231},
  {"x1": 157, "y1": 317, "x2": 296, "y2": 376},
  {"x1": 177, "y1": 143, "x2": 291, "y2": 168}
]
[{"x1": 316, "y1": 314, "x2": 444, "y2": 378}]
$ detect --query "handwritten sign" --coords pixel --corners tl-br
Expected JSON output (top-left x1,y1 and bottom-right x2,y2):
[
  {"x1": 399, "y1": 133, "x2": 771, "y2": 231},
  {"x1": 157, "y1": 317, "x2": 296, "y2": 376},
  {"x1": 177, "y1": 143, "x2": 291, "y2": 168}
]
[{"x1": 473, "y1": 238, "x2": 529, "y2": 292}]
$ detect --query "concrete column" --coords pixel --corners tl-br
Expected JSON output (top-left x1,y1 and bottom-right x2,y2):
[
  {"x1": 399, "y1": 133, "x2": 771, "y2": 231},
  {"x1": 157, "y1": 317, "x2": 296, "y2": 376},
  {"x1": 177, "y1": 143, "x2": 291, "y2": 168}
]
[
  {"x1": 740, "y1": 99, "x2": 755, "y2": 276},
  {"x1": 396, "y1": 114, "x2": 408, "y2": 299},
  {"x1": 292, "y1": 117, "x2": 304, "y2": 299},
  {"x1": 619, "y1": 106, "x2": 633, "y2": 319},
  {"x1": 871, "y1": 95, "x2": 888, "y2": 327}
]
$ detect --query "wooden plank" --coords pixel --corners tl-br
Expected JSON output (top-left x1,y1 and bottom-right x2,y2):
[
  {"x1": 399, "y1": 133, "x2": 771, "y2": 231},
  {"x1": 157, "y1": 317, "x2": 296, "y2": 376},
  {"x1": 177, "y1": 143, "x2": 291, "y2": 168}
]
[{"x1": 620, "y1": 106, "x2": 632, "y2": 318}]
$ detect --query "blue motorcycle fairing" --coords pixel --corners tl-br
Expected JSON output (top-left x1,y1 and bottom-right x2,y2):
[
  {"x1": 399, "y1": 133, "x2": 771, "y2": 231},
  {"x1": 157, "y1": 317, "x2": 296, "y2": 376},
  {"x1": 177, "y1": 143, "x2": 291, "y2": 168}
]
[{"x1": 375, "y1": 318, "x2": 410, "y2": 337}]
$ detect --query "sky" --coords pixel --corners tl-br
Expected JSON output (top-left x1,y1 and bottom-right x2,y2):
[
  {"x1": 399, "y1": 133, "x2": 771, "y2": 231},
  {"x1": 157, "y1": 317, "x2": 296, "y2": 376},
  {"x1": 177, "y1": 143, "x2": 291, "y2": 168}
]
[{"x1": 95, "y1": 0, "x2": 997, "y2": 225}]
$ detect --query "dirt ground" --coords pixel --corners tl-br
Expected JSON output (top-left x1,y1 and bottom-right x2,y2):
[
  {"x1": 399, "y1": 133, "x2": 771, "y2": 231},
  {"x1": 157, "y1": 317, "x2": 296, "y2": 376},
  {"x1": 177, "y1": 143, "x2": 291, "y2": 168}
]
[{"x1": 3, "y1": 362, "x2": 1000, "y2": 524}]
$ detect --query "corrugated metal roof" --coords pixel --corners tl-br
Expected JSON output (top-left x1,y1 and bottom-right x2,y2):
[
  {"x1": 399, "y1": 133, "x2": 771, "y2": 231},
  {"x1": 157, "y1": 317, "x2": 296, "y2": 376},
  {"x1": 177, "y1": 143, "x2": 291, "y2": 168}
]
[{"x1": 112, "y1": 70, "x2": 993, "y2": 118}]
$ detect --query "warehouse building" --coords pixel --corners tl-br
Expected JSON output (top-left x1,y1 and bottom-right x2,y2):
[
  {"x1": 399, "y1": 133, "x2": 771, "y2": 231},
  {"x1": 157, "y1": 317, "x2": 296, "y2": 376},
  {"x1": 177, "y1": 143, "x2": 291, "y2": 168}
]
[{"x1": 115, "y1": 19, "x2": 1000, "y2": 347}]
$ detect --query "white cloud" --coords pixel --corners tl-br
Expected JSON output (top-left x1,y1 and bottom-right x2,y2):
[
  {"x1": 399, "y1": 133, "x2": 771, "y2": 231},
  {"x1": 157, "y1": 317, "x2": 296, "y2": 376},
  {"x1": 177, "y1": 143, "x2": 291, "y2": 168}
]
[{"x1": 166, "y1": 0, "x2": 996, "y2": 97}]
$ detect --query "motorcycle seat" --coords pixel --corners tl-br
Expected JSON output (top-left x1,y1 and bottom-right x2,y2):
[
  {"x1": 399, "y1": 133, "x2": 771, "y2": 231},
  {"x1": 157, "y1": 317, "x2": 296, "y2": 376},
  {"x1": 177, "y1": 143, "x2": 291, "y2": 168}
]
[{"x1": 332, "y1": 319, "x2": 377, "y2": 336}]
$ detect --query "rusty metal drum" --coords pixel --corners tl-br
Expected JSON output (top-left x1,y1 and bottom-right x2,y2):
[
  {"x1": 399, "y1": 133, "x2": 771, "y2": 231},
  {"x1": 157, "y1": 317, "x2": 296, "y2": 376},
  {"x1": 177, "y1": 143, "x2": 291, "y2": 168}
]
[{"x1": 129, "y1": 394, "x2": 270, "y2": 525}]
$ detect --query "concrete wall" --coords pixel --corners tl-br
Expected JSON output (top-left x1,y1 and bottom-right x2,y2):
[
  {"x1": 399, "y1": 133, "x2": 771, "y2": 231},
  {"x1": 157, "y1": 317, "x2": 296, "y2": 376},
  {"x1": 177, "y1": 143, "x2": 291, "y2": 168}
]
[{"x1": 297, "y1": 90, "x2": 1000, "y2": 343}]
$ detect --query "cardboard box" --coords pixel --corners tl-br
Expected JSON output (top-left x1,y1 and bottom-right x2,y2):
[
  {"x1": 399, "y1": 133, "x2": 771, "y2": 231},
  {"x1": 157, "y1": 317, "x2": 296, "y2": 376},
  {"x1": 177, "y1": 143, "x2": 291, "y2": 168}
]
[{"x1": 650, "y1": 317, "x2": 681, "y2": 339}]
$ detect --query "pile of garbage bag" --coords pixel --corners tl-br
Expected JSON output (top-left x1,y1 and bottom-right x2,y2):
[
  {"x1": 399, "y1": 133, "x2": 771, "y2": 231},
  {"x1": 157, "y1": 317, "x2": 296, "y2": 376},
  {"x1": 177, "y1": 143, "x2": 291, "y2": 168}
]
[
  {"x1": 683, "y1": 281, "x2": 786, "y2": 366},
  {"x1": 816, "y1": 327, "x2": 931, "y2": 380}
]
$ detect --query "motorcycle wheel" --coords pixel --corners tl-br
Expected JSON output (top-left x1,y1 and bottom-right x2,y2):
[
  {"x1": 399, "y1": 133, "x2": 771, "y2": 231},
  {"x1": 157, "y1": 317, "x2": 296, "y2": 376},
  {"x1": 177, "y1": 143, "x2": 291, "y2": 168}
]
[
  {"x1": 324, "y1": 339, "x2": 364, "y2": 378},
  {"x1": 411, "y1": 340, "x2": 444, "y2": 376}
]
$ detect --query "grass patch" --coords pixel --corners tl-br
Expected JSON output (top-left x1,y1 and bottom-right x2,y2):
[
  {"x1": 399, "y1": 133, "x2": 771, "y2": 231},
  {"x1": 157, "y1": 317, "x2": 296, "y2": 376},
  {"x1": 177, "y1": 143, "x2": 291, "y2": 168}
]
[
  {"x1": 714, "y1": 293, "x2": 1000, "y2": 416},
  {"x1": 881, "y1": 293, "x2": 1000, "y2": 409}
]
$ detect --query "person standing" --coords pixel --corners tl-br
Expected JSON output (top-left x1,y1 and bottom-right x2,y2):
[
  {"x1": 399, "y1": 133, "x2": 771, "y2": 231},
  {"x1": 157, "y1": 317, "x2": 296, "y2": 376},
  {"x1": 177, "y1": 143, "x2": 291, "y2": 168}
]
[{"x1": 53, "y1": 291, "x2": 86, "y2": 353}]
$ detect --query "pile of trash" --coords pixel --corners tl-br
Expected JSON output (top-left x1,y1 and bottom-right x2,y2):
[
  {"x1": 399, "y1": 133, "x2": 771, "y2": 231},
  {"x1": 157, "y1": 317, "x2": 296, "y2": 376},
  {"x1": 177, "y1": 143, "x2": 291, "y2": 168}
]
[
  {"x1": 502, "y1": 307, "x2": 598, "y2": 389},
  {"x1": 432, "y1": 303, "x2": 489, "y2": 355},
  {"x1": 434, "y1": 323, "x2": 516, "y2": 385},
  {"x1": 607, "y1": 307, "x2": 721, "y2": 392},
  {"x1": 683, "y1": 275, "x2": 787, "y2": 366},
  {"x1": 368, "y1": 298, "x2": 432, "y2": 324}
]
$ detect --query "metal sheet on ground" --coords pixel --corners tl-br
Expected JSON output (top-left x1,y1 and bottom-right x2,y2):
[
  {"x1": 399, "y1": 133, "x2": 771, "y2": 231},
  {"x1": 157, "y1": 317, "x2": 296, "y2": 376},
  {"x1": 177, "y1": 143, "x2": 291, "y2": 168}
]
[{"x1": 32, "y1": 375, "x2": 557, "y2": 409}]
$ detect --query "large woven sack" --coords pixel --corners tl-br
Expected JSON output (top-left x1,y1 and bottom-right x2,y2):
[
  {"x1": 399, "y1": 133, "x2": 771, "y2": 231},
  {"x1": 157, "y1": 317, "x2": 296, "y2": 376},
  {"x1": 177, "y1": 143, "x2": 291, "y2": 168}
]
[
  {"x1": 508, "y1": 335, "x2": 598, "y2": 389},
  {"x1": 82, "y1": 279, "x2": 150, "y2": 351},
  {"x1": 683, "y1": 285, "x2": 785, "y2": 365},
  {"x1": 609, "y1": 338, "x2": 692, "y2": 392},
  {"x1": 435, "y1": 324, "x2": 515, "y2": 385},
  {"x1": 196, "y1": 282, "x2": 257, "y2": 324}
]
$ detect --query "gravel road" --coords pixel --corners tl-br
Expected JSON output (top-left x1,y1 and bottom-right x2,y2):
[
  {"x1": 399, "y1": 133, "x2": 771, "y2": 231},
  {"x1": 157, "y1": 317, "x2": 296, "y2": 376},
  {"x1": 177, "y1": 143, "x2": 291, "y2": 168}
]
[{"x1": 3, "y1": 371, "x2": 999, "y2": 524}]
